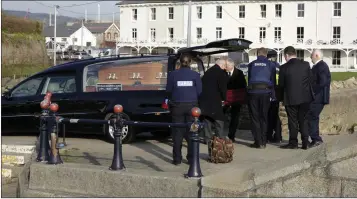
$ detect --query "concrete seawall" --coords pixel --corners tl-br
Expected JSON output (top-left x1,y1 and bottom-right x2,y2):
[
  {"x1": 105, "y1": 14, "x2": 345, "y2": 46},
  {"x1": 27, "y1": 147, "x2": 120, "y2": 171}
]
[{"x1": 18, "y1": 134, "x2": 357, "y2": 197}]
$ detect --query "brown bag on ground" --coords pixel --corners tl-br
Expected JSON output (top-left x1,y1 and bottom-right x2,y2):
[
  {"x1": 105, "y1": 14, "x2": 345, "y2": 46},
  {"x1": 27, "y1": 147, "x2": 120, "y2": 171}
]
[{"x1": 208, "y1": 136, "x2": 234, "y2": 163}]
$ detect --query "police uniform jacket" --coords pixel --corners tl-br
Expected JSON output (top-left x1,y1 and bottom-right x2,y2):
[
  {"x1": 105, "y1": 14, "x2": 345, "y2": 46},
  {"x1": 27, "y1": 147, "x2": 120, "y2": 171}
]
[
  {"x1": 247, "y1": 56, "x2": 277, "y2": 99},
  {"x1": 199, "y1": 64, "x2": 229, "y2": 121},
  {"x1": 166, "y1": 67, "x2": 202, "y2": 103}
]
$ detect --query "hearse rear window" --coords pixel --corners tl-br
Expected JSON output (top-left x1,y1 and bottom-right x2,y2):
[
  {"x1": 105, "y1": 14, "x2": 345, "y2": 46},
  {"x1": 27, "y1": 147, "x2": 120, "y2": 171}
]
[{"x1": 83, "y1": 58, "x2": 168, "y2": 92}]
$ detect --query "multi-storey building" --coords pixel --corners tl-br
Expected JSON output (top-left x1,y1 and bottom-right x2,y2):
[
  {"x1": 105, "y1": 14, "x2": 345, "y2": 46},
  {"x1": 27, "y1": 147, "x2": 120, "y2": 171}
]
[{"x1": 117, "y1": 1, "x2": 357, "y2": 71}]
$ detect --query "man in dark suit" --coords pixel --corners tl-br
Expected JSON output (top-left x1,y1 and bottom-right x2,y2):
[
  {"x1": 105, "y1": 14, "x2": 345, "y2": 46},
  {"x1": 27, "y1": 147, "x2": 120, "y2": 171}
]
[
  {"x1": 199, "y1": 57, "x2": 229, "y2": 142},
  {"x1": 224, "y1": 59, "x2": 247, "y2": 141},
  {"x1": 278, "y1": 46, "x2": 314, "y2": 150},
  {"x1": 308, "y1": 49, "x2": 331, "y2": 148}
]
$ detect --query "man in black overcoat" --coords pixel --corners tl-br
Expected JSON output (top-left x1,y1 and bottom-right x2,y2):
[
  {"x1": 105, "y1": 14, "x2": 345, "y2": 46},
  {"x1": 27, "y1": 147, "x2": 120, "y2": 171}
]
[{"x1": 199, "y1": 57, "x2": 229, "y2": 142}]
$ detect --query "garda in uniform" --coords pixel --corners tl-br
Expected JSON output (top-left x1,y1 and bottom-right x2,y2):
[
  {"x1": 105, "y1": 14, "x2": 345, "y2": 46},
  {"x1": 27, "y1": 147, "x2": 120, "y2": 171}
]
[
  {"x1": 247, "y1": 47, "x2": 277, "y2": 149},
  {"x1": 165, "y1": 54, "x2": 202, "y2": 165}
]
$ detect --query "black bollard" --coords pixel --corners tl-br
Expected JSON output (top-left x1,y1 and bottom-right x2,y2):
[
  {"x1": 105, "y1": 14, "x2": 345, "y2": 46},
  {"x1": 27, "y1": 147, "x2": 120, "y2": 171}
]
[
  {"x1": 109, "y1": 105, "x2": 126, "y2": 171},
  {"x1": 186, "y1": 107, "x2": 203, "y2": 178},
  {"x1": 37, "y1": 99, "x2": 51, "y2": 162},
  {"x1": 47, "y1": 103, "x2": 63, "y2": 165}
]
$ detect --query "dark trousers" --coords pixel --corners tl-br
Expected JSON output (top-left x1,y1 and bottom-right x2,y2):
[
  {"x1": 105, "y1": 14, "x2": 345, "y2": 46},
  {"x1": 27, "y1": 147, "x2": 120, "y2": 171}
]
[
  {"x1": 285, "y1": 103, "x2": 310, "y2": 146},
  {"x1": 170, "y1": 102, "x2": 197, "y2": 162},
  {"x1": 202, "y1": 116, "x2": 225, "y2": 139},
  {"x1": 267, "y1": 101, "x2": 282, "y2": 141},
  {"x1": 248, "y1": 93, "x2": 271, "y2": 146},
  {"x1": 226, "y1": 104, "x2": 242, "y2": 140},
  {"x1": 308, "y1": 103, "x2": 324, "y2": 142}
]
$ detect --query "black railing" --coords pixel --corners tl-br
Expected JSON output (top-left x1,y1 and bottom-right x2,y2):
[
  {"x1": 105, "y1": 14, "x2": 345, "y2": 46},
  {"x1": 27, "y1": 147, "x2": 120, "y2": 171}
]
[{"x1": 36, "y1": 92, "x2": 204, "y2": 178}]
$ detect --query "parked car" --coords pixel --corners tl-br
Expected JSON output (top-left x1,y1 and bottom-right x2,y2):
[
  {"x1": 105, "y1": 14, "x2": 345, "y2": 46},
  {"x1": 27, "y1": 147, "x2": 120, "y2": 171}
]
[
  {"x1": 61, "y1": 51, "x2": 70, "y2": 60},
  {"x1": 1, "y1": 38, "x2": 252, "y2": 144},
  {"x1": 71, "y1": 51, "x2": 92, "y2": 60}
]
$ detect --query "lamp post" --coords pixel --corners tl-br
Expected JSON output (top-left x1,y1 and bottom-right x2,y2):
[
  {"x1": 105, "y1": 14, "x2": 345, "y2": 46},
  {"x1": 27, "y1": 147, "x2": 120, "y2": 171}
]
[
  {"x1": 53, "y1": 5, "x2": 59, "y2": 66},
  {"x1": 187, "y1": 0, "x2": 192, "y2": 47}
]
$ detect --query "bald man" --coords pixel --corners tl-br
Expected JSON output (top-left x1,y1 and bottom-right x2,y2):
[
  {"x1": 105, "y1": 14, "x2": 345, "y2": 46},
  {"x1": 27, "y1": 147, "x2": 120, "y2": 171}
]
[{"x1": 308, "y1": 49, "x2": 331, "y2": 148}]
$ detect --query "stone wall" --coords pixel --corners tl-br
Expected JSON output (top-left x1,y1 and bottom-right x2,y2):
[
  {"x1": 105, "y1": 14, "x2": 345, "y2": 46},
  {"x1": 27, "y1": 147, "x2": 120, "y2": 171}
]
[{"x1": 279, "y1": 77, "x2": 357, "y2": 135}]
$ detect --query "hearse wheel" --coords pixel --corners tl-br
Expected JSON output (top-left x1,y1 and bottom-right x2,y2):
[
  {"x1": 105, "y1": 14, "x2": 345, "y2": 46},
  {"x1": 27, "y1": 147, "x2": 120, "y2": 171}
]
[{"x1": 104, "y1": 113, "x2": 135, "y2": 144}]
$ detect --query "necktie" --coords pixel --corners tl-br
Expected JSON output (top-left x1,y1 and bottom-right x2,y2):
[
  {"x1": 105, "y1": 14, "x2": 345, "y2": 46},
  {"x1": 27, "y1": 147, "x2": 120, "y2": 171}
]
[{"x1": 228, "y1": 72, "x2": 231, "y2": 76}]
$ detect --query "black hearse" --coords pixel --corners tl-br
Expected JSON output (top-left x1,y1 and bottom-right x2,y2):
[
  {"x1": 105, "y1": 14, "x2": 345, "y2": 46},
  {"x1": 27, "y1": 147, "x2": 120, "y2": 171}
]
[{"x1": 1, "y1": 38, "x2": 252, "y2": 143}]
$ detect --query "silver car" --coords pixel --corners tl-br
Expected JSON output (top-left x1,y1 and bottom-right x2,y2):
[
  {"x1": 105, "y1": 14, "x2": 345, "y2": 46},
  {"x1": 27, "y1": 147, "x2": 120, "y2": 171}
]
[{"x1": 71, "y1": 52, "x2": 92, "y2": 60}]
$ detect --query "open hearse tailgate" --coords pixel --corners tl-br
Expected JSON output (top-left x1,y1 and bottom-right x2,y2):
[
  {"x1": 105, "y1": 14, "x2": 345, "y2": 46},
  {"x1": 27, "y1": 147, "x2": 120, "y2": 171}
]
[{"x1": 177, "y1": 38, "x2": 252, "y2": 56}]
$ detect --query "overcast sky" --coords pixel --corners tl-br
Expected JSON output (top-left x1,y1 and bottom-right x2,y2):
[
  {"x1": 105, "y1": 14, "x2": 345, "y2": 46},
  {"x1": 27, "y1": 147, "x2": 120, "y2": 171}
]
[{"x1": 2, "y1": 1, "x2": 119, "y2": 21}]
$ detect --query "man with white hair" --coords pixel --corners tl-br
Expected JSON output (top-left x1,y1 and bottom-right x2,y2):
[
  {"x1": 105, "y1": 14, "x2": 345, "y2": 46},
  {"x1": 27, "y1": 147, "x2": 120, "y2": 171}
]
[
  {"x1": 224, "y1": 58, "x2": 247, "y2": 141},
  {"x1": 200, "y1": 57, "x2": 229, "y2": 142},
  {"x1": 308, "y1": 49, "x2": 331, "y2": 148}
]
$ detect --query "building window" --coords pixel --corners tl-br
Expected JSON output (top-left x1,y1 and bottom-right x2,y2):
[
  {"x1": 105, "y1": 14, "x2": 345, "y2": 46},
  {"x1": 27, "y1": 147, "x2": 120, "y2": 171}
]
[
  {"x1": 216, "y1": 27, "x2": 222, "y2": 40},
  {"x1": 238, "y1": 27, "x2": 245, "y2": 39},
  {"x1": 86, "y1": 42, "x2": 91, "y2": 47},
  {"x1": 168, "y1": 7, "x2": 174, "y2": 19},
  {"x1": 114, "y1": 33, "x2": 118, "y2": 40},
  {"x1": 274, "y1": 27, "x2": 282, "y2": 42},
  {"x1": 297, "y1": 27, "x2": 304, "y2": 43},
  {"x1": 150, "y1": 8, "x2": 156, "y2": 20},
  {"x1": 259, "y1": 27, "x2": 266, "y2": 42},
  {"x1": 275, "y1": 4, "x2": 282, "y2": 18},
  {"x1": 196, "y1": 27, "x2": 202, "y2": 39},
  {"x1": 332, "y1": 50, "x2": 341, "y2": 66},
  {"x1": 150, "y1": 28, "x2": 156, "y2": 42},
  {"x1": 260, "y1": 5, "x2": 266, "y2": 18},
  {"x1": 197, "y1": 6, "x2": 202, "y2": 19},
  {"x1": 168, "y1": 28, "x2": 174, "y2": 41},
  {"x1": 132, "y1": 9, "x2": 137, "y2": 21},
  {"x1": 132, "y1": 28, "x2": 137, "y2": 41},
  {"x1": 61, "y1": 38, "x2": 67, "y2": 42},
  {"x1": 297, "y1": 3, "x2": 305, "y2": 17},
  {"x1": 107, "y1": 33, "x2": 111, "y2": 40},
  {"x1": 296, "y1": 50, "x2": 304, "y2": 60},
  {"x1": 333, "y1": 2, "x2": 341, "y2": 17},
  {"x1": 333, "y1": 26, "x2": 341, "y2": 43},
  {"x1": 216, "y1": 6, "x2": 222, "y2": 19},
  {"x1": 239, "y1": 5, "x2": 245, "y2": 18}
]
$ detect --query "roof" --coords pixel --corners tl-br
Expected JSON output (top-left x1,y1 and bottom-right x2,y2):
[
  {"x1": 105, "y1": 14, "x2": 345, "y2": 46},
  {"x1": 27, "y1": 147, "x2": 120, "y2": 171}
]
[
  {"x1": 42, "y1": 25, "x2": 79, "y2": 37},
  {"x1": 68, "y1": 22, "x2": 116, "y2": 34},
  {"x1": 116, "y1": 0, "x2": 340, "y2": 5}
]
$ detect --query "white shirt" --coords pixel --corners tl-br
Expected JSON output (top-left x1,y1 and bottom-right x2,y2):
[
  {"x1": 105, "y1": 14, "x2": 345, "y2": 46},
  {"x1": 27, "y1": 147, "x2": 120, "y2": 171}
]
[{"x1": 227, "y1": 67, "x2": 234, "y2": 77}]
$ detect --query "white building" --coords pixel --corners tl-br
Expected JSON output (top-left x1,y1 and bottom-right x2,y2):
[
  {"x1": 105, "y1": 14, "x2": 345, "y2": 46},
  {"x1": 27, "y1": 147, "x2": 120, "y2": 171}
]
[
  {"x1": 43, "y1": 24, "x2": 97, "y2": 50},
  {"x1": 117, "y1": 0, "x2": 357, "y2": 71}
]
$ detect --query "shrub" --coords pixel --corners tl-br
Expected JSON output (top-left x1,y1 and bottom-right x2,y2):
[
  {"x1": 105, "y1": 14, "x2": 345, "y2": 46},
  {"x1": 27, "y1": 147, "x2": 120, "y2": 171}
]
[{"x1": 1, "y1": 13, "x2": 43, "y2": 34}]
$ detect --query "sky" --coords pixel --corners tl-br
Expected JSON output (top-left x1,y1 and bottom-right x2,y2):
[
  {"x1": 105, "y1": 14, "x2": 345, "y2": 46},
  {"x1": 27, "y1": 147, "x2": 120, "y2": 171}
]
[{"x1": 2, "y1": 1, "x2": 119, "y2": 21}]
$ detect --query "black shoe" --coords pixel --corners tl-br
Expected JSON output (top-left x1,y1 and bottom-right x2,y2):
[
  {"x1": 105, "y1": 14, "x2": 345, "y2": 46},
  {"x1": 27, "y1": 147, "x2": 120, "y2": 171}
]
[
  {"x1": 301, "y1": 143, "x2": 309, "y2": 150},
  {"x1": 249, "y1": 143, "x2": 259, "y2": 148},
  {"x1": 309, "y1": 140, "x2": 323, "y2": 148},
  {"x1": 228, "y1": 136, "x2": 235, "y2": 141},
  {"x1": 172, "y1": 160, "x2": 182, "y2": 165},
  {"x1": 280, "y1": 143, "x2": 298, "y2": 149}
]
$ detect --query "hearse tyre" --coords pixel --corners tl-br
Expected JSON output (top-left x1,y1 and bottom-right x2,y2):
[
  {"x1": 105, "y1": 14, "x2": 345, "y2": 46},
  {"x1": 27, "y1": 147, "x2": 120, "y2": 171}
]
[{"x1": 104, "y1": 112, "x2": 135, "y2": 144}]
